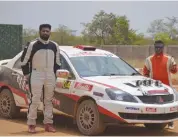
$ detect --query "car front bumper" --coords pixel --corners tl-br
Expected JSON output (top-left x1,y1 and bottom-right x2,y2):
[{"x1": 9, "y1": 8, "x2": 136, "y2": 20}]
[{"x1": 97, "y1": 100, "x2": 178, "y2": 124}]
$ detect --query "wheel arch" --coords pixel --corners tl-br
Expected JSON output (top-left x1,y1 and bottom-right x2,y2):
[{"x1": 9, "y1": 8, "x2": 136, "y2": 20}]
[
  {"x1": 0, "y1": 85, "x2": 18, "y2": 106},
  {"x1": 73, "y1": 95, "x2": 97, "y2": 119},
  {"x1": 0, "y1": 86, "x2": 11, "y2": 93}
]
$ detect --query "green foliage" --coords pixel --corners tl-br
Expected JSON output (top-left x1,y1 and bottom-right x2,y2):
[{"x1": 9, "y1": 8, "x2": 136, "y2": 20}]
[
  {"x1": 81, "y1": 10, "x2": 148, "y2": 45},
  {"x1": 0, "y1": 24, "x2": 22, "y2": 59},
  {"x1": 23, "y1": 28, "x2": 38, "y2": 45},
  {"x1": 112, "y1": 15, "x2": 130, "y2": 44},
  {"x1": 22, "y1": 11, "x2": 178, "y2": 47},
  {"x1": 154, "y1": 33, "x2": 171, "y2": 43},
  {"x1": 154, "y1": 32, "x2": 178, "y2": 45}
]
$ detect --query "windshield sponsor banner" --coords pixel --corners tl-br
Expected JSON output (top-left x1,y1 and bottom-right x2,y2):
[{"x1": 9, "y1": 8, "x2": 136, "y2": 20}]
[{"x1": 69, "y1": 52, "x2": 118, "y2": 58}]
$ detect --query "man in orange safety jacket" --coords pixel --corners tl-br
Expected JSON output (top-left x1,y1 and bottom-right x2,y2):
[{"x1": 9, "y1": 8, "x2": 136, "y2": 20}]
[{"x1": 143, "y1": 40, "x2": 177, "y2": 129}]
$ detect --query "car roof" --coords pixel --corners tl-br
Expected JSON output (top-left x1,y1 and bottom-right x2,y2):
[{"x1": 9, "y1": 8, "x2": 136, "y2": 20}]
[
  {"x1": 14, "y1": 45, "x2": 118, "y2": 59},
  {"x1": 59, "y1": 45, "x2": 117, "y2": 57}
]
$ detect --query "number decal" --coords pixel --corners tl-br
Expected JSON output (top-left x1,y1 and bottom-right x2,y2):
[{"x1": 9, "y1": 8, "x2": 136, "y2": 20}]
[{"x1": 62, "y1": 80, "x2": 71, "y2": 89}]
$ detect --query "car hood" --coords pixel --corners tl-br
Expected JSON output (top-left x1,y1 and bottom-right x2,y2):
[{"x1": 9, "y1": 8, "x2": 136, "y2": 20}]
[{"x1": 83, "y1": 75, "x2": 174, "y2": 96}]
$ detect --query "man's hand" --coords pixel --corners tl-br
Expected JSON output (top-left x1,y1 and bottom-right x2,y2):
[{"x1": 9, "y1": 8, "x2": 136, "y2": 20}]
[
  {"x1": 170, "y1": 57, "x2": 177, "y2": 74},
  {"x1": 171, "y1": 65, "x2": 177, "y2": 70},
  {"x1": 170, "y1": 64, "x2": 177, "y2": 74},
  {"x1": 24, "y1": 74, "x2": 30, "y2": 81}
]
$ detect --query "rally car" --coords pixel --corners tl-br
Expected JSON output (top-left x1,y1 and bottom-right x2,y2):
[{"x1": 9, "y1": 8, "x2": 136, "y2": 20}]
[{"x1": 0, "y1": 45, "x2": 178, "y2": 135}]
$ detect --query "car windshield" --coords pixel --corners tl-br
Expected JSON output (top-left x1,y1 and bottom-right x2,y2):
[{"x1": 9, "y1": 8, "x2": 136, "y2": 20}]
[{"x1": 70, "y1": 56, "x2": 140, "y2": 77}]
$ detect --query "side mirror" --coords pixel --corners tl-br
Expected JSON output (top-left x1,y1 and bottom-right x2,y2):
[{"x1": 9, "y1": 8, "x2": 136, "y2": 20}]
[{"x1": 56, "y1": 69, "x2": 70, "y2": 79}]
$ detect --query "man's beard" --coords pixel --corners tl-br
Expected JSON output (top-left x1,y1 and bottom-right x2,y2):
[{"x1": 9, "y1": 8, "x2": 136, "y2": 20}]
[
  {"x1": 40, "y1": 35, "x2": 49, "y2": 41},
  {"x1": 155, "y1": 48, "x2": 163, "y2": 55}
]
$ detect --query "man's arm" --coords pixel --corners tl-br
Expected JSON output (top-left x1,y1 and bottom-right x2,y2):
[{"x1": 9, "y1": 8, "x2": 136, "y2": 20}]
[
  {"x1": 143, "y1": 58, "x2": 150, "y2": 77},
  {"x1": 21, "y1": 42, "x2": 34, "y2": 76},
  {"x1": 170, "y1": 56, "x2": 177, "y2": 74},
  {"x1": 56, "y1": 44, "x2": 61, "y2": 69},
  {"x1": 53, "y1": 42, "x2": 61, "y2": 73}
]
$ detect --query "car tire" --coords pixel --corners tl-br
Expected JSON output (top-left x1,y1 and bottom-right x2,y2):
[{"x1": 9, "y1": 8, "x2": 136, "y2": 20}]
[
  {"x1": 144, "y1": 123, "x2": 167, "y2": 130},
  {"x1": 76, "y1": 99, "x2": 106, "y2": 135},
  {"x1": 0, "y1": 88, "x2": 20, "y2": 119}
]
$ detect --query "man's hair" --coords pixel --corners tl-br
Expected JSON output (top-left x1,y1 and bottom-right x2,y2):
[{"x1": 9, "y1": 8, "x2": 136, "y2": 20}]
[
  {"x1": 154, "y1": 40, "x2": 164, "y2": 46},
  {"x1": 39, "y1": 24, "x2": 51, "y2": 31}
]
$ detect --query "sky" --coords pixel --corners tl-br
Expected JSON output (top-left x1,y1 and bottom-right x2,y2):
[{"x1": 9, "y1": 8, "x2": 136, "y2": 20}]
[{"x1": 0, "y1": 1, "x2": 178, "y2": 36}]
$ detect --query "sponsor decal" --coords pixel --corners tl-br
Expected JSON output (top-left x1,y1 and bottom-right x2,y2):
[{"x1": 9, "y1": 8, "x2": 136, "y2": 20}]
[
  {"x1": 52, "y1": 98, "x2": 60, "y2": 106},
  {"x1": 170, "y1": 106, "x2": 178, "y2": 111},
  {"x1": 63, "y1": 80, "x2": 71, "y2": 89},
  {"x1": 156, "y1": 96, "x2": 164, "y2": 103},
  {"x1": 56, "y1": 82, "x2": 63, "y2": 88},
  {"x1": 71, "y1": 52, "x2": 104, "y2": 56},
  {"x1": 147, "y1": 90, "x2": 169, "y2": 95},
  {"x1": 57, "y1": 71, "x2": 69, "y2": 78},
  {"x1": 104, "y1": 53, "x2": 114, "y2": 57},
  {"x1": 93, "y1": 91, "x2": 104, "y2": 97},
  {"x1": 146, "y1": 107, "x2": 157, "y2": 112},
  {"x1": 56, "y1": 80, "x2": 71, "y2": 89},
  {"x1": 125, "y1": 107, "x2": 139, "y2": 111},
  {"x1": 70, "y1": 52, "x2": 117, "y2": 57},
  {"x1": 74, "y1": 82, "x2": 93, "y2": 91}
]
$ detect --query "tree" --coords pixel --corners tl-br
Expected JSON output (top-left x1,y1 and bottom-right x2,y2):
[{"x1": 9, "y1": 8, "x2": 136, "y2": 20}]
[
  {"x1": 147, "y1": 19, "x2": 167, "y2": 37},
  {"x1": 164, "y1": 16, "x2": 178, "y2": 40},
  {"x1": 81, "y1": 10, "x2": 116, "y2": 45},
  {"x1": 50, "y1": 24, "x2": 85, "y2": 45},
  {"x1": 147, "y1": 16, "x2": 178, "y2": 40},
  {"x1": 22, "y1": 28, "x2": 38, "y2": 45},
  {"x1": 112, "y1": 15, "x2": 131, "y2": 44},
  {"x1": 82, "y1": 10, "x2": 146, "y2": 45},
  {"x1": 154, "y1": 32, "x2": 171, "y2": 44}
]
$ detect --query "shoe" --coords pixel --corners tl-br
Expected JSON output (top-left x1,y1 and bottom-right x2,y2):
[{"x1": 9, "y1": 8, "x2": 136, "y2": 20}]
[
  {"x1": 168, "y1": 125, "x2": 174, "y2": 130},
  {"x1": 28, "y1": 125, "x2": 36, "y2": 133},
  {"x1": 44, "y1": 124, "x2": 56, "y2": 133}
]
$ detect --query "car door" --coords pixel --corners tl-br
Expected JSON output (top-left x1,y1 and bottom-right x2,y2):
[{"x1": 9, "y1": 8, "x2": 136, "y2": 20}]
[{"x1": 53, "y1": 53, "x2": 77, "y2": 116}]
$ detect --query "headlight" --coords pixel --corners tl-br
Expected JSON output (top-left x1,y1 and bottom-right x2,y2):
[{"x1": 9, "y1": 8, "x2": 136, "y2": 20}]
[
  {"x1": 105, "y1": 88, "x2": 138, "y2": 103},
  {"x1": 172, "y1": 88, "x2": 178, "y2": 101}
]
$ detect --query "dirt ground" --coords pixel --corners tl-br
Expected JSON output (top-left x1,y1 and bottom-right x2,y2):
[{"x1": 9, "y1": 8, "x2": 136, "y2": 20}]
[{"x1": 0, "y1": 110, "x2": 178, "y2": 136}]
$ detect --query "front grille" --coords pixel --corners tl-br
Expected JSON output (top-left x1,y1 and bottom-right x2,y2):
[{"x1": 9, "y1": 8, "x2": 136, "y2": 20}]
[
  {"x1": 119, "y1": 112, "x2": 178, "y2": 120},
  {"x1": 137, "y1": 94, "x2": 174, "y2": 104}
]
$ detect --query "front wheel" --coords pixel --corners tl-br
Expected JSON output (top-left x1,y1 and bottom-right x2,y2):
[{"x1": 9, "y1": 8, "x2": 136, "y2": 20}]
[
  {"x1": 0, "y1": 88, "x2": 20, "y2": 118},
  {"x1": 76, "y1": 100, "x2": 106, "y2": 135},
  {"x1": 144, "y1": 123, "x2": 167, "y2": 130}
]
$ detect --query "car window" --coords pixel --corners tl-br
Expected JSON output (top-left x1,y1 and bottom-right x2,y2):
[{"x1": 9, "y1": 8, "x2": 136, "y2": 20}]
[
  {"x1": 70, "y1": 56, "x2": 139, "y2": 77},
  {"x1": 13, "y1": 57, "x2": 21, "y2": 69},
  {"x1": 60, "y1": 54, "x2": 76, "y2": 79}
]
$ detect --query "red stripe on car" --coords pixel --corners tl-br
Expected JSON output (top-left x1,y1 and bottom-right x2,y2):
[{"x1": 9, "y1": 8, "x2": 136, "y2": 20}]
[{"x1": 0, "y1": 82, "x2": 28, "y2": 105}]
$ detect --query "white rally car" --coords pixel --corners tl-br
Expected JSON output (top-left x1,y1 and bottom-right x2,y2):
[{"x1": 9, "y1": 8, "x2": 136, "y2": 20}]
[{"x1": 0, "y1": 45, "x2": 178, "y2": 135}]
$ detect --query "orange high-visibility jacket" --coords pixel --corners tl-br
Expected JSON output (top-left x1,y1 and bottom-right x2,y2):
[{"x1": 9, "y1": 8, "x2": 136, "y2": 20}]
[{"x1": 143, "y1": 53, "x2": 177, "y2": 86}]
